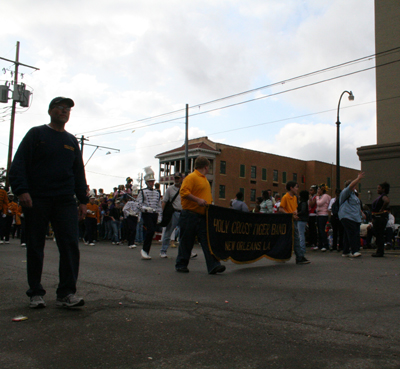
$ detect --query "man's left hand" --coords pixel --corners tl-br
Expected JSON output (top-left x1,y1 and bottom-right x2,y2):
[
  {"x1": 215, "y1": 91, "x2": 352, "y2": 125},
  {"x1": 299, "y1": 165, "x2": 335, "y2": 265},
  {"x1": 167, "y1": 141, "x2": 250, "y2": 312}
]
[{"x1": 79, "y1": 204, "x2": 87, "y2": 220}]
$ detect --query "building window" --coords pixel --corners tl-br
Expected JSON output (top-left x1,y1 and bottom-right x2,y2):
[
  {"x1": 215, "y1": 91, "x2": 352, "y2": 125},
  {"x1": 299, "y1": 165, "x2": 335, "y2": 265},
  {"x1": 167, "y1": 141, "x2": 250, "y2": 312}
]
[
  {"x1": 220, "y1": 161, "x2": 226, "y2": 174},
  {"x1": 250, "y1": 189, "x2": 256, "y2": 202},
  {"x1": 240, "y1": 164, "x2": 246, "y2": 178},
  {"x1": 358, "y1": 183, "x2": 362, "y2": 193},
  {"x1": 273, "y1": 170, "x2": 278, "y2": 182},
  {"x1": 282, "y1": 171, "x2": 287, "y2": 184},
  {"x1": 219, "y1": 185, "x2": 226, "y2": 199},
  {"x1": 262, "y1": 168, "x2": 267, "y2": 181},
  {"x1": 251, "y1": 166, "x2": 256, "y2": 179},
  {"x1": 327, "y1": 177, "x2": 331, "y2": 189},
  {"x1": 208, "y1": 159, "x2": 213, "y2": 174},
  {"x1": 293, "y1": 173, "x2": 297, "y2": 182}
]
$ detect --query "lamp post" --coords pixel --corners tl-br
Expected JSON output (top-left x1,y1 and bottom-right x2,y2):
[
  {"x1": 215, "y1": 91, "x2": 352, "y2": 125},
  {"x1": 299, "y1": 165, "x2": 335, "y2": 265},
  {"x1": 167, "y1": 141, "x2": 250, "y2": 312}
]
[{"x1": 336, "y1": 90, "x2": 354, "y2": 190}]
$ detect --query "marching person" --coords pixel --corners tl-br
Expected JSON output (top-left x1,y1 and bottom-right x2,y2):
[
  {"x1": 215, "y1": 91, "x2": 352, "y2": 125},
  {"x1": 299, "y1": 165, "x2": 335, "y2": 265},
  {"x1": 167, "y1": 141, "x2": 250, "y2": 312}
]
[
  {"x1": 136, "y1": 166, "x2": 162, "y2": 259},
  {"x1": 175, "y1": 156, "x2": 226, "y2": 274},
  {"x1": 122, "y1": 194, "x2": 140, "y2": 249},
  {"x1": 160, "y1": 172, "x2": 184, "y2": 258},
  {"x1": 9, "y1": 96, "x2": 87, "y2": 309}
]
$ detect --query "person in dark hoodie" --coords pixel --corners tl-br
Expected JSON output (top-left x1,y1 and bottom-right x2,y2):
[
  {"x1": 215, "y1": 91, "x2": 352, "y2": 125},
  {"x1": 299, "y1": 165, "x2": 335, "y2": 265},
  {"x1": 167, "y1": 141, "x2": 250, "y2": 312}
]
[
  {"x1": 297, "y1": 190, "x2": 310, "y2": 260},
  {"x1": 9, "y1": 97, "x2": 88, "y2": 309}
]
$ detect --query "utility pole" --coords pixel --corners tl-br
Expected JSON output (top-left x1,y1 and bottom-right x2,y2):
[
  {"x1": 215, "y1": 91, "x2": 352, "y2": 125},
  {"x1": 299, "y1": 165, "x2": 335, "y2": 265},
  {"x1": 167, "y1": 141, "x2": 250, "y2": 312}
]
[
  {"x1": 78, "y1": 135, "x2": 120, "y2": 166},
  {"x1": 1, "y1": 41, "x2": 40, "y2": 188},
  {"x1": 185, "y1": 104, "x2": 189, "y2": 176}
]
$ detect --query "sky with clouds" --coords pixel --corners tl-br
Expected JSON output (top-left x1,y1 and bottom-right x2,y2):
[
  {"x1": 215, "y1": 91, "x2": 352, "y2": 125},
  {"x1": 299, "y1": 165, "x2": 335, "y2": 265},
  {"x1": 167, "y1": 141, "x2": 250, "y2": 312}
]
[{"x1": 1, "y1": 0, "x2": 376, "y2": 193}]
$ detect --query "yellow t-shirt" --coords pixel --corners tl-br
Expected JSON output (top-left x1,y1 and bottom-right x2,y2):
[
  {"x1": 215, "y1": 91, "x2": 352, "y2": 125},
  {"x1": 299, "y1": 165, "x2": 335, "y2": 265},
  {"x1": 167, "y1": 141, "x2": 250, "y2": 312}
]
[
  {"x1": 180, "y1": 170, "x2": 213, "y2": 215},
  {"x1": 280, "y1": 192, "x2": 298, "y2": 214}
]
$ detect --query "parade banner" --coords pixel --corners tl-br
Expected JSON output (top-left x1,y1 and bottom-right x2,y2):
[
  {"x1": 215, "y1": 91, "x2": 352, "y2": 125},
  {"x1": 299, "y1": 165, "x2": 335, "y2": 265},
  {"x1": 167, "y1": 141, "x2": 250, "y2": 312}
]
[{"x1": 206, "y1": 205, "x2": 293, "y2": 264}]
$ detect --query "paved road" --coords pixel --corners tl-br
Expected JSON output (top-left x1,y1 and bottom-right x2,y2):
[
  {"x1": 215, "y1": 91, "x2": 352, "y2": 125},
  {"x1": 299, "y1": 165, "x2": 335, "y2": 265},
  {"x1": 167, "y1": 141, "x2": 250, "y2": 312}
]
[{"x1": 1, "y1": 239, "x2": 400, "y2": 369}]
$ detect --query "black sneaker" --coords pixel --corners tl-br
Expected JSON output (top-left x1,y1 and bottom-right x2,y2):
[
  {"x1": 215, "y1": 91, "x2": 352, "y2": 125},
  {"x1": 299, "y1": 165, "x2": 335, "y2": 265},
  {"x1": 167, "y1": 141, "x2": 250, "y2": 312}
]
[
  {"x1": 296, "y1": 257, "x2": 311, "y2": 265},
  {"x1": 176, "y1": 267, "x2": 189, "y2": 273},
  {"x1": 209, "y1": 265, "x2": 226, "y2": 274}
]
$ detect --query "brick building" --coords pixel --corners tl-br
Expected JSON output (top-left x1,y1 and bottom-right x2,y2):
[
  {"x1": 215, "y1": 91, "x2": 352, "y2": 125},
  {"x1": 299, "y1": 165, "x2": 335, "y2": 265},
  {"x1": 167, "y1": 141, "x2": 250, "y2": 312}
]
[{"x1": 156, "y1": 137, "x2": 359, "y2": 209}]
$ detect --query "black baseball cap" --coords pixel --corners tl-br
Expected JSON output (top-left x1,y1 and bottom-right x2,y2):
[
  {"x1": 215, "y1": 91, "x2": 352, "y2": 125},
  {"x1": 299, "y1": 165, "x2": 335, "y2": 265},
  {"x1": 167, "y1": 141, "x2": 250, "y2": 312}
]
[
  {"x1": 49, "y1": 97, "x2": 75, "y2": 109},
  {"x1": 174, "y1": 172, "x2": 183, "y2": 178}
]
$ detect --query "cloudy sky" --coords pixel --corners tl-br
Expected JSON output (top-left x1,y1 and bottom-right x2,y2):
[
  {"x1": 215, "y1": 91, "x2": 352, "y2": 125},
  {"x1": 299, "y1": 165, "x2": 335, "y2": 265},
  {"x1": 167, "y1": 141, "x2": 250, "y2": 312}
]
[{"x1": 2, "y1": 0, "x2": 376, "y2": 193}]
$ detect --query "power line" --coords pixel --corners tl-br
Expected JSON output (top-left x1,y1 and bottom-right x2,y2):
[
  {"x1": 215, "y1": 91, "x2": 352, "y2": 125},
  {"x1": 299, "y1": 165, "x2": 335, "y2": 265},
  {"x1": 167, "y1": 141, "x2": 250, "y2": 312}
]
[
  {"x1": 86, "y1": 57, "x2": 400, "y2": 138},
  {"x1": 76, "y1": 47, "x2": 400, "y2": 137}
]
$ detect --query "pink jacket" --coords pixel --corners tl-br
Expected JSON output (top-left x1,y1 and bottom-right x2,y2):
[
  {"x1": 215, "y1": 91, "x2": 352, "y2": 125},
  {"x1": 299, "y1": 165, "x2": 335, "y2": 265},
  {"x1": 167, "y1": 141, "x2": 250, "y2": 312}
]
[{"x1": 316, "y1": 194, "x2": 331, "y2": 216}]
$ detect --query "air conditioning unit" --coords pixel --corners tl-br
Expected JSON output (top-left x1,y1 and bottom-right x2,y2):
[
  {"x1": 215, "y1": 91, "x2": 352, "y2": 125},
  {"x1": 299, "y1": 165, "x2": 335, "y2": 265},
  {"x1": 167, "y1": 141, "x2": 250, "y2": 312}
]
[
  {"x1": 0, "y1": 85, "x2": 9, "y2": 103},
  {"x1": 20, "y1": 90, "x2": 31, "y2": 108}
]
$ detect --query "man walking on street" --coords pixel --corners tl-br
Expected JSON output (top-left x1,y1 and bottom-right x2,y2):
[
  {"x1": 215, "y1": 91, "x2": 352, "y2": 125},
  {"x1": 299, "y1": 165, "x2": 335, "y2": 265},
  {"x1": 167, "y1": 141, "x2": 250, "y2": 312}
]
[
  {"x1": 9, "y1": 96, "x2": 88, "y2": 309},
  {"x1": 175, "y1": 156, "x2": 225, "y2": 274},
  {"x1": 136, "y1": 166, "x2": 162, "y2": 260}
]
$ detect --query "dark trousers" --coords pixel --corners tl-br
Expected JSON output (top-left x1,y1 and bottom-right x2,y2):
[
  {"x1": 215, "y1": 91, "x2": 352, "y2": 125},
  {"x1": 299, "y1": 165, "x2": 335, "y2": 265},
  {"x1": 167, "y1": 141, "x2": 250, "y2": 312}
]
[
  {"x1": 372, "y1": 213, "x2": 388, "y2": 255},
  {"x1": 308, "y1": 216, "x2": 318, "y2": 246},
  {"x1": 331, "y1": 215, "x2": 343, "y2": 251},
  {"x1": 84, "y1": 217, "x2": 97, "y2": 243},
  {"x1": 4, "y1": 215, "x2": 13, "y2": 241},
  {"x1": 126, "y1": 216, "x2": 138, "y2": 246},
  {"x1": 24, "y1": 195, "x2": 80, "y2": 298},
  {"x1": 341, "y1": 218, "x2": 360, "y2": 255},
  {"x1": 21, "y1": 217, "x2": 27, "y2": 245},
  {"x1": 175, "y1": 210, "x2": 221, "y2": 273},
  {"x1": 317, "y1": 215, "x2": 329, "y2": 249},
  {"x1": 142, "y1": 212, "x2": 158, "y2": 253}
]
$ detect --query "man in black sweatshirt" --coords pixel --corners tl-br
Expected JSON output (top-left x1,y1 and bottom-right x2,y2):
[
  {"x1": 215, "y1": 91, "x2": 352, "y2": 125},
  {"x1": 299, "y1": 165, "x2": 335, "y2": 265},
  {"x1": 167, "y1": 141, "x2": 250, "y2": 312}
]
[{"x1": 9, "y1": 97, "x2": 88, "y2": 309}]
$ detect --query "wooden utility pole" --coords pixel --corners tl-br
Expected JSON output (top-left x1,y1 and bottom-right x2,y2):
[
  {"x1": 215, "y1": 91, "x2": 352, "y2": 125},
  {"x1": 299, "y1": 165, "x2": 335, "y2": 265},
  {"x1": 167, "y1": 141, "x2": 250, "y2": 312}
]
[{"x1": 1, "y1": 41, "x2": 40, "y2": 188}]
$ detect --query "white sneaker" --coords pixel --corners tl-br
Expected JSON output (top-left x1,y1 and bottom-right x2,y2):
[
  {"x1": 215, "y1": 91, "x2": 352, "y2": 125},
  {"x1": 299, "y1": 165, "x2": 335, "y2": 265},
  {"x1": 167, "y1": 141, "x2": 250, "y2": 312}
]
[
  {"x1": 191, "y1": 252, "x2": 197, "y2": 258},
  {"x1": 5, "y1": 241, "x2": 9, "y2": 244},
  {"x1": 0, "y1": 240, "x2": 3, "y2": 244},
  {"x1": 29, "y1": 295, "x2": 46, "y2": 309},
  {"x1": 311, "y1": 246, "x2": 319, "y2": 251},
  {"x1": 21, "y1": 243, "x2": 26, "y2": 247},
  {"x1": 128, "y1": 244, "x2": 137, "y2": 249},
  {"x1": 89, "y1": 243, "x2": 95, "y2": 246},
  {"x1": 321, "y1": 248, "x2": 327, "y2": 252},
  {"x1": 160, "y1": 251, "x2": 168, "y2": 258},
  {"x1": 342, "y1": 253, "x2": 351, "y2": 257},
  {"x1": 351, "y1": 252, "x2": 362, "y2": 258},
  {"x1": 141, "y1": 249, "x2": 151, "y2": 260}
]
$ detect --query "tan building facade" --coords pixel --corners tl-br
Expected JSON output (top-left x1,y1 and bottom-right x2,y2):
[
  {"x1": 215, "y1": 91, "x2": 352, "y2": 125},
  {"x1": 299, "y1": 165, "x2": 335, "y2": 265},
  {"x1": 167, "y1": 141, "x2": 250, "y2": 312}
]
[
  {"x1": 156, "y1": 137, "x2": 359, "y2": 209},
  {"x1": 357, "y1": 1, "x2": 400, "y2": 215}
]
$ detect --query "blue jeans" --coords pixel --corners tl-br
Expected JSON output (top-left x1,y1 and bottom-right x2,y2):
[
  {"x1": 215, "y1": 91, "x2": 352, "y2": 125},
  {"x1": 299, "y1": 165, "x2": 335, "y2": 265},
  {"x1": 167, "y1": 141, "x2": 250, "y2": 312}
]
[
  {"x1": 161, "y1": 211, "x2": 180, "y2": 252},
  {"x1": 104, "y1": 220, "x2": 112, "y2": 240},
  {"x1": 175, "y1": 210, "x2": 221, "y2": 273},
  {"x1": 136, "y1": 218, "x2": 144, "y2": 243},
  {"x1": 111, "y1": 220, "x2": 120, "y2": 243},
  {"x1": 24, "y1": 195, "x2": 80, "y2": 299},
  {"x1": 293, "y1": 220, "x2": 303, "y2": 260},
  {"x1": 297, "y1": 221, "x2": 307, "y2": 256}
]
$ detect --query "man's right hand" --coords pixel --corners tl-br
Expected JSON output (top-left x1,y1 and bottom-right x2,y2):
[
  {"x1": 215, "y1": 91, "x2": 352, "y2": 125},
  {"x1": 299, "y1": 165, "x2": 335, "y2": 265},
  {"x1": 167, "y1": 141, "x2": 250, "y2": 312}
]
[
  {"x1": 196, "y1": 198, "x2": 208, "y2": 207},
  {"x1": 18, "y1": 193, "x2": 32, "y2": 208}
]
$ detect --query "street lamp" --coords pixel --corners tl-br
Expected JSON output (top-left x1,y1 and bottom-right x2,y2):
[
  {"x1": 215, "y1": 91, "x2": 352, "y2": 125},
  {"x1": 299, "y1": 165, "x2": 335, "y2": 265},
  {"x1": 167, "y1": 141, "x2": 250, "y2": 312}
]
[{"x1": 336, "y1": 90, "x2": 354, "y2": 190}]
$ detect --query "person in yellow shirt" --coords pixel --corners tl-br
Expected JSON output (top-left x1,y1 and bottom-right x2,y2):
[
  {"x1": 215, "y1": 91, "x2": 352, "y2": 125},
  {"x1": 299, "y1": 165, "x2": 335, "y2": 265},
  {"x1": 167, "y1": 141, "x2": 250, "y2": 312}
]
[
  {"x1": 280, "y1": 181, "x2": 310, "y2": 265},
  {"x1": 175, "y1": 156, "x2": 225, "y2": 274},
  {"x1": 85, "y1": 196, "x2": 100, "y2": 246}
]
